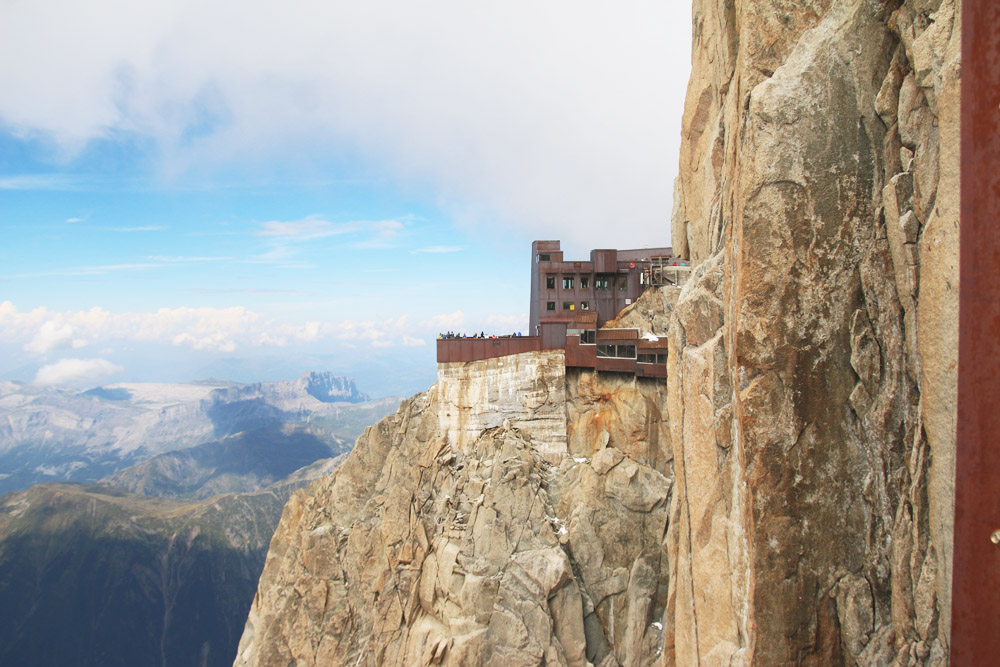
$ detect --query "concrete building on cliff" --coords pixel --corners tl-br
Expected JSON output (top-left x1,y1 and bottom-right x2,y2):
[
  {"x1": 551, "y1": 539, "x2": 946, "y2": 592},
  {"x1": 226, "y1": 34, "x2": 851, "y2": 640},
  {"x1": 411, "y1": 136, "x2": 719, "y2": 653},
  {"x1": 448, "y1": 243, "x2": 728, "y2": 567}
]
[
  {"x1": 438, "y1": 239, "x2": 686, "y2": 378},
  {"x1": 528, "y1": 240, "x2": 679, "y2": 334}
]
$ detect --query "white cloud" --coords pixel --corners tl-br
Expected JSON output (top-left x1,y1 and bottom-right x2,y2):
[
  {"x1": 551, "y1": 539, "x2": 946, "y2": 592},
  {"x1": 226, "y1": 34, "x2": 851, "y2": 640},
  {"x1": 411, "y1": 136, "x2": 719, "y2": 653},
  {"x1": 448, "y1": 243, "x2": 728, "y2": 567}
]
[
  {"x1": 353, "y1": 220, "x2": 404, "y2": 249},
  {"x1": 172, "y1": 332, "x2": 237, "y2": 352},
  {"x1": 254, "y1": 219, "x2": 345, "y2": 239},
  {"x1": 0, "y1": 301, "x2": 445, "y2": 362},
  {"x1": 65, "y1": 216, "x2": 83, "y2": 223},
  {"x1": 418, "y1": 310, "x2": 465, "y2": 331},
  {"x1": 0, "y1": 1, "x2": 690, "y2": 249},
  {"x1": 24, "y1": 320, "x2": 76, "y2": 355},
  {"x1": 33, "y1": 358, "x2": 123, "y2": 387},
  {"x1": 485, "y1": 314, "x2": 528, "y2": 332}
]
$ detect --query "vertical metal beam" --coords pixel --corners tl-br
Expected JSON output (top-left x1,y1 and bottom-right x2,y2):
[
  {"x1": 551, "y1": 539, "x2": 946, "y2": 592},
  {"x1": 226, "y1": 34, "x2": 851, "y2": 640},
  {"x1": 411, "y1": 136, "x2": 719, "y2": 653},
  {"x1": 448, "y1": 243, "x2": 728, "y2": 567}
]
[{"x1": 952, "y1": 0, "x2": 1000, "y2": 661}]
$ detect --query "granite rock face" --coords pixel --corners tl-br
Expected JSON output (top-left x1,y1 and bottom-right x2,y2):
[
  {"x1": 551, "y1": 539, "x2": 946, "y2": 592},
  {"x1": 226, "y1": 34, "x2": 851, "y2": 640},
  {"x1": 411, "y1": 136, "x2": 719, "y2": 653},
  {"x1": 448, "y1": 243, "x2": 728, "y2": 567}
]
[
  {"x1": 665, "y1": 0, "x2": 958, "y2": 663},
  {"x1": 437, "y1": 351, "x2": 568, "y2": 462},
  {"x1": 235, "y1": 355, "x2": 673, "y2": 666}
]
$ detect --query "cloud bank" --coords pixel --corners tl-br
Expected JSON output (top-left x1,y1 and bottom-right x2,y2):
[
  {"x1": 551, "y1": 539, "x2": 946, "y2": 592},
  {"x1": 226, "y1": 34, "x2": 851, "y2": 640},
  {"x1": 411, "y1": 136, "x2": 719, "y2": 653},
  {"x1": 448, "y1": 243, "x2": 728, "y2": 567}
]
[
  {"x1": 0, "y1": 0, "x2": 690, "y2": 249},
  {"x1": 1, "y1": 301, "x2": 451, "y2": 358},
  {"x1": 34, "y1": 358, "x2": 123, "y2": 387}
]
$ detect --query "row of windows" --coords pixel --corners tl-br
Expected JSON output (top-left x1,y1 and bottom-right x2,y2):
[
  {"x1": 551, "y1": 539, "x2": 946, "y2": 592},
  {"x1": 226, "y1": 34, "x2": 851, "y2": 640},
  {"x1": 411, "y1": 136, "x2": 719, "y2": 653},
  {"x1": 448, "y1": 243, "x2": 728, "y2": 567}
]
[
  {"x1": 546, "y1": 275, "x2": 590, "y2": 289},
  {"x1": 545, "y1": 274, "x2": 627, "y2": 291},
  {"x1": 638, "y1": 353, "x2": 667, "y2": 364},
  {"x1": 597, "y1": 344, "x2": 637, "y2": 359},
  {"x1": 546, "y1": 301, "x2": 590, "y2": 311}
]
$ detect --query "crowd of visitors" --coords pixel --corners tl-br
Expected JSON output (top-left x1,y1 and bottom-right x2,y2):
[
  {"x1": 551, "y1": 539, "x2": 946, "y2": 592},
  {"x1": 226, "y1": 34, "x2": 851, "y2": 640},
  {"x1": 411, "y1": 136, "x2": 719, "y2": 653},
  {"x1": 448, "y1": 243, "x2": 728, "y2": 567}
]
[{"x1": 438, "y1": 331, "x2": 523, "y2": 339}]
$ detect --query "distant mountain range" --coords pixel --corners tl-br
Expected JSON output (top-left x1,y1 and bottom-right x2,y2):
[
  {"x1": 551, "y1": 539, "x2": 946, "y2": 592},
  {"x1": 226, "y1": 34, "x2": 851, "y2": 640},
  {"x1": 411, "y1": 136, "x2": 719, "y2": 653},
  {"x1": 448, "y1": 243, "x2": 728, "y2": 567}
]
[
  {"x1": 101, "y1": 423, "x2": 349, "y2": 499},
  {"x1": 0, "y1": 371, "x2": 398, "y2": 667},
  {"x1": 0, "y1": 371, "x2": 395, "y2": 494}
]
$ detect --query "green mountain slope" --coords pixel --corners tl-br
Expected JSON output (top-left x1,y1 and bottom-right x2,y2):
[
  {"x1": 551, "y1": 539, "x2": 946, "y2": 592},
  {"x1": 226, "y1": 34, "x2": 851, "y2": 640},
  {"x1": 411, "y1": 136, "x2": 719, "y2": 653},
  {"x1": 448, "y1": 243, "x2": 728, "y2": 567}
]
[{"x1": 0, "y1": 482, "x2": 299, "y2": 667}]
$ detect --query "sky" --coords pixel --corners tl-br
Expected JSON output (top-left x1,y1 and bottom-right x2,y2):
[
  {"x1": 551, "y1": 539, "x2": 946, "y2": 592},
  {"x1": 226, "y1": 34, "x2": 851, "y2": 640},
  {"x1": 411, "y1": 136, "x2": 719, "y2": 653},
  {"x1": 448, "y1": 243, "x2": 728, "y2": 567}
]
[{"x1": 0, "y1": 0, "x2": 692, "y2": 397}]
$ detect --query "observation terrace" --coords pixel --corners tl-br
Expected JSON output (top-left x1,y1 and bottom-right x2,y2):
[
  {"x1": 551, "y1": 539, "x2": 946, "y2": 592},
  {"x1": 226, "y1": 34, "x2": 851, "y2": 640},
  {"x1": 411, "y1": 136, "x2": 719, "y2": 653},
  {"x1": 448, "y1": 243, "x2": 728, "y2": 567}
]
[{"x1": 436, "y1": 240, "x2": 684, "y2": 377}]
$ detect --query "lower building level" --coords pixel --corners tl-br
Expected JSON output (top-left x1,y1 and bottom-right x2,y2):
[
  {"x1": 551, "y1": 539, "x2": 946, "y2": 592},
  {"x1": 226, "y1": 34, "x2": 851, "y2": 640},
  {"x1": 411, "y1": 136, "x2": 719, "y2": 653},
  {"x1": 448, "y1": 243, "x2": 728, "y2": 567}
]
[{"x1": 437, "y1": 322, "x2": 668, "y2": 378}]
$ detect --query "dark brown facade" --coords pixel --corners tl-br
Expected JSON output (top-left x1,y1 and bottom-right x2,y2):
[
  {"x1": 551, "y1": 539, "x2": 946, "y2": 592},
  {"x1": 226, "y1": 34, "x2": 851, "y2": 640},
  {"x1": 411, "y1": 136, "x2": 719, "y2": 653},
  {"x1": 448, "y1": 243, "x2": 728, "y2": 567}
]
[{"x1": 528, "y1": 240, "x2": 676, "y2": 335}]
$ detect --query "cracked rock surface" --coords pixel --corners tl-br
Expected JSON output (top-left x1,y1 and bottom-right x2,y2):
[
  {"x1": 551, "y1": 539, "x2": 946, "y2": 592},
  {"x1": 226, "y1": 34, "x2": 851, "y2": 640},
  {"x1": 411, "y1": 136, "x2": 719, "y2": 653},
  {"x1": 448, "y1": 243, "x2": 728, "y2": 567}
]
[
  {"x1": 665, "y1": 0, "x2": 958, "y2": 663},
  {"x1": 236, "y1": 356, "x2": 672, "y2": 666}
]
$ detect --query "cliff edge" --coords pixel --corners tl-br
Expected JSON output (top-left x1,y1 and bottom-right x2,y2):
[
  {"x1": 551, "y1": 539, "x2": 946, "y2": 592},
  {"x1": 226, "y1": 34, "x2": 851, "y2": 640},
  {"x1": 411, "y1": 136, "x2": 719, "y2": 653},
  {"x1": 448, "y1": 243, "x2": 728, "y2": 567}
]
[{"x1": 235, "y1": 352, "x2": 673, "y2": 666}]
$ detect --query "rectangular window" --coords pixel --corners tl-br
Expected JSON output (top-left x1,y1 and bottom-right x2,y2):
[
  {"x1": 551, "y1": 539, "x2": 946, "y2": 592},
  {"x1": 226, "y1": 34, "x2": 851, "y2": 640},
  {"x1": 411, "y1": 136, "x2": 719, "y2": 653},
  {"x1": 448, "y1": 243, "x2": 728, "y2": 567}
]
[
  {"x1": 638, "y1": 353, "x2": 665, "y2": 364},
  {"x1": 597, "y1": 343, "x2": 636, "y2": 359},
  {"x1": 618, "y1": 275, "x2": 628, "y2": 290},
  {"x1": 546, "y1": 301, "x2": 555, "y2": 311},
  {"x1": 595, "y1": 276, "x2": 610, "y2": 290},
  {"x1": 563, "y1": 301, "x2": 574, "y2": 310},
  {"x1": 580, "y1": 301, "x2": 589, "y2": 311},
  {"x1": 562, "y1": 276, "x2": 574, "y2": 289},
  {"x1": 537, "y1": 253, "x2": 551, "y2": 262},
  {"x1": 546, "y1": 275, "x2": 556, "y2": 289},
  {"x1": 657, "y1": 353, "x2": 667, "y2": 364},
  {"x1": 581, "y1": 276, "x2": 590, "y2": 289},
  {"x1": 580, "y1": 330, "x2": 596, "y2": 344}
]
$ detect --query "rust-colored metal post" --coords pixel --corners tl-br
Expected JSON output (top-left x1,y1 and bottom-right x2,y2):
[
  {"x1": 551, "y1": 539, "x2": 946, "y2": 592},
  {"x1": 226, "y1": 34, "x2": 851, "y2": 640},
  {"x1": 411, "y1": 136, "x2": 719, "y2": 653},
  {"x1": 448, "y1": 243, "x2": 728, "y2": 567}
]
[{"x1": 952, "y1": 0, "x2": 1000, "y2": 661}]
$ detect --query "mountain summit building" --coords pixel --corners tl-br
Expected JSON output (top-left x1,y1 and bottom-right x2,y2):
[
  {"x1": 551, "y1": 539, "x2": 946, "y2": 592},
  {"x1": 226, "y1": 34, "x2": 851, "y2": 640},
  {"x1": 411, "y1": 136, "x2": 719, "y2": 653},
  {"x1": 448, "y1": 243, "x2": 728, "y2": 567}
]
[
  {"x1": 437, "y1": 240, "x2": 687, "y2": 377},
  {"x1": 528, "y1": 240, "x2": 676, "y2": 335}
]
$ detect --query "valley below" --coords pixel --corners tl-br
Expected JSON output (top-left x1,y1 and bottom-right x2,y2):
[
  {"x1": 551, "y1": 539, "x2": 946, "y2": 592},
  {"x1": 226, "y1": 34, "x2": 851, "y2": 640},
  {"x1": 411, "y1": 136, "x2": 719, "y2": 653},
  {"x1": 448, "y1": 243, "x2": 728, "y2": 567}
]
[{"x1": 0, "y1": 371, "x2": 399, "y2": 667}]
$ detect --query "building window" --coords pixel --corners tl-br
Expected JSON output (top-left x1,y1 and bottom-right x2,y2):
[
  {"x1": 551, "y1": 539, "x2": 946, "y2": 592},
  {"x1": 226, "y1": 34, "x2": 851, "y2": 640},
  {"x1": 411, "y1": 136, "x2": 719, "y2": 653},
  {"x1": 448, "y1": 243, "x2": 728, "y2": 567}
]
[
  {"x1": 562, "y1": 276, "x2": 574, "y2": 289},
  {"x1": 596, "y1": 344, "x2": 636, "y2": 359},
  {"x1": 537, "y1": 253, "x2": 551, "y2": 262},
  {"x1": 580, "y1": 330, "x2": 596, "y2": 344},
  {"x1": 618, "y1": 275, "x2": 628, "y2": 290},
  {"x1": 563, "y1": 301, "x2": 574, "y2": 310},
  {"x1": 546, "y1": 301, "x2": 555, "y2": 311},
  {"x1": 638, "y1": 352, "x2": 668, "y2": 364},
  {"x1": 546, "y1": 275, "x2": 556, "y2": 289},
  {"x1": 595, "y1": 276, "x2": 610, "y2": 290},
  {"x1": 580, "y1": 301, "x2": 589, "y2": 311},
  {"x1": 581, "y1": 276, "x2": 590, "y2": 289}
]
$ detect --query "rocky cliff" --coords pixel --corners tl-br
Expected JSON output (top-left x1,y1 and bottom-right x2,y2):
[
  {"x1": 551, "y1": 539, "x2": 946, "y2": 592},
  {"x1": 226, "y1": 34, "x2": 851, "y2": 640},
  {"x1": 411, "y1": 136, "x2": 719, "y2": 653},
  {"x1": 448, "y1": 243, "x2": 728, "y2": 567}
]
[
  {"x1": 235, "y1": 0, "x2": 959, "y2": 664},
  {"x1": 235, "y1": 354, "x2": 673, "y2": 666},
  {"x1": 666, "y1": 0, "x2": 958, "y2": 663}
]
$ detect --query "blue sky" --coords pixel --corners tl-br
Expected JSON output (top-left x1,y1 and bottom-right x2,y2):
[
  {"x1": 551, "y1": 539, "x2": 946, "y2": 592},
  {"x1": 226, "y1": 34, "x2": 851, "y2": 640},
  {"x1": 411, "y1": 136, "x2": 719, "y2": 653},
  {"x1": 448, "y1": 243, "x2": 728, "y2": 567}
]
[{"x1": 0, "y1": 1, "x2": 691, "y2": 397}]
